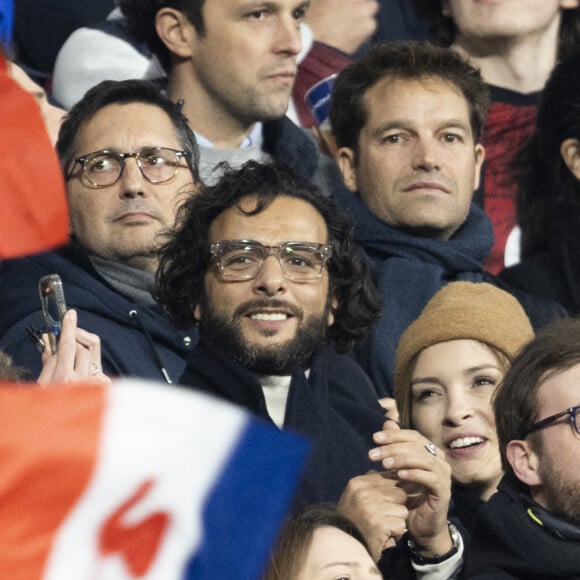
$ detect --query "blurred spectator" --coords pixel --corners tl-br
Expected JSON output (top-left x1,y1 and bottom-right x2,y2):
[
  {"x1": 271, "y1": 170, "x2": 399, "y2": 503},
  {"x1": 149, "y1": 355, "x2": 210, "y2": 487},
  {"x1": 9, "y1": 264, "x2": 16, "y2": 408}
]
[
  {"x1": 500, "y1": 50, "x2": 580, "y2": 315},
  {"x1": 264, "y1": 504, "x2": 381, "y2": 579},
  {"x1": 0, "y1": 52, "x2": 68, "y2": 259},
  {"x1": 13, "y1": 0, "x2": 115, "y2": 83},
  {"x1": 0, "y1": 350, "x2": 29, "y2": 381},
  {"x1": 9, "y1": 60, "x2": 65, "y2": 144},
  {"x1": 52, "y1": 7, "x2": 164, "y2": 110},
  {"x1": 294, "y1": 0, "x2": 429, "y2": 128}
]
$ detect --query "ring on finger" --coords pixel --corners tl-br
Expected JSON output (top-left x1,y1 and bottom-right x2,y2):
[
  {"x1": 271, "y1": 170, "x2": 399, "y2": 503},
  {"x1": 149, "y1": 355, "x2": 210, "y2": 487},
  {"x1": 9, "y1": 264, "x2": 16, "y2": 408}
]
[{"x1": 425, "y1": 442, "x2": 438, "y2": 457}]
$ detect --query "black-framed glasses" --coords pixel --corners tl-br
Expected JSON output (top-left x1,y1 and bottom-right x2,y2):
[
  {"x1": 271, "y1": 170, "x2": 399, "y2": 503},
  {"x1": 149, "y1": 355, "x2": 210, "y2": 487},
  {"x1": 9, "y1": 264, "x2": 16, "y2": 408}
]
[
  {"x1": 67, "y1": 147, "x2": 189, "y2": 188},
  {"x1": 208, "y1": 240, "x2": 332, "y2": 282},
  {"x1": 525, "y1": 405, "x2": 580, "y2": 437}
]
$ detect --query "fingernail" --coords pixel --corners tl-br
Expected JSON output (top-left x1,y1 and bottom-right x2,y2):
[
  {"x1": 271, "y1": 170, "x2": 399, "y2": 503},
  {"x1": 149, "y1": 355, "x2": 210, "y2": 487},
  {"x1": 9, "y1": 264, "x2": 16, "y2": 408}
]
[
  {"x1": 369, "y1": 448, "x2": 381, "y2": 459},
  {"x1": 383, "y1": 457, "x2": 395, "y2": 467},
  {"x1": 374, "y1": 431, "x2": 386, "y2": 442},
  {"x1": 66, "y1": 309, "x2": 77, "y2": 321}
]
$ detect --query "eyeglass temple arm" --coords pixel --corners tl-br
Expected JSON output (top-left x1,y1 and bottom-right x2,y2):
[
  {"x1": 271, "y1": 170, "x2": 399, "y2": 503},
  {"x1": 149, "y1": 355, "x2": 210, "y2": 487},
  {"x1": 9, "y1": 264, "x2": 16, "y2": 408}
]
[{"x1": 525, "y1": 407, "x2": 577, "y2": 436}]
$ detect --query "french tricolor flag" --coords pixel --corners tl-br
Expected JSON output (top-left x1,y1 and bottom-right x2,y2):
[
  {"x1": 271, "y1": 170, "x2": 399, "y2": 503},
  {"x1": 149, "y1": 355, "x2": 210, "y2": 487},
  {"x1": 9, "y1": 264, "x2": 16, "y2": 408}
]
[{"x1": 0, "y1": 380, "x2": 308, "y2": 579}]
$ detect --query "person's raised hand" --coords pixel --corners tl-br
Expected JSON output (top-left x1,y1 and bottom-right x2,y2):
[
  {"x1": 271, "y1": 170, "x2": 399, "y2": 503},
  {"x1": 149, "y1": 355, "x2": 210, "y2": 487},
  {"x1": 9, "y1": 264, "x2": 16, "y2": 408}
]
[
  {"x1": 338, "y1": 470, "x2": 409, "y2": 561},
  {"x1": 305, "y1": 0, "x2": 379, "y2": 55},
  {"x1": 37, "y1": 309, "x2": 111, "y2": 386},
  {"x1": 378, "y1": 396, "x2": 400, "y2": 424},
  {"x1": 369, "y1": 420, "x2": 454, "y2": 558}
]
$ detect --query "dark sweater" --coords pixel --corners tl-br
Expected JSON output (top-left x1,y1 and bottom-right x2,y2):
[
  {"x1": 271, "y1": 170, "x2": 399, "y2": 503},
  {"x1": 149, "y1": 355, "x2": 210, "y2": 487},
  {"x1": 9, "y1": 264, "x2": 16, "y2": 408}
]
[
  {"x1": 0, "y1": 243, "x2": 196, "y2": 382},
  {"x1": 179, "y1": 337, "x2": 386, "y2": 508}
]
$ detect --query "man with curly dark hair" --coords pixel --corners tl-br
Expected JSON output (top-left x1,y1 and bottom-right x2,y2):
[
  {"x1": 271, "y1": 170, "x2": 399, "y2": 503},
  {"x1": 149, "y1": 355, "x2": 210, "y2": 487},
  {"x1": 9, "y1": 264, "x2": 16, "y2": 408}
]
[{"x1": 156, "y1": 160, "x2": 386, "y2": 507}]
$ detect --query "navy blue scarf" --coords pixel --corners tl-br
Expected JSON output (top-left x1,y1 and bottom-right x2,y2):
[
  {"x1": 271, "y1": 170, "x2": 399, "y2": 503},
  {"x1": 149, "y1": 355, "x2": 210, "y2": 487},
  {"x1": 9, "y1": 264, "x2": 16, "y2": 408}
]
[{"x1": 335, "y1": 188, "x2": 493, "y2": 396}]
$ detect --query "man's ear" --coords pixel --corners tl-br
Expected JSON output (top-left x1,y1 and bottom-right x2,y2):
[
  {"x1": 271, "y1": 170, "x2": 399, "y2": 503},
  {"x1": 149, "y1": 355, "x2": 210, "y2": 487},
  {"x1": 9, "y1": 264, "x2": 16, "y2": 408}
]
[
  {"x1": 327, "y1": 295, "x2": 339, "y2": 327},
  {"x1": 441, "y1": 0, "x2": 451, "y2": 17},
  {"x1": 155, "y1": 7, "x2": 197, "y2": 59},
  {"x1": 336, "y1": 147, "x2": 358, "y2": 192},
  {"x1": 473, "y1": 143, "x2": 485, "y2": 191},
  {"x1": 193, "y1": 303, "x2": 202, "y2": 323},
  {"x1": 506, "y1": 439, "x2": 542, "y2": 487},
  {"x1": 560, "y1": 138, "x2": 580, "y2": 181}
]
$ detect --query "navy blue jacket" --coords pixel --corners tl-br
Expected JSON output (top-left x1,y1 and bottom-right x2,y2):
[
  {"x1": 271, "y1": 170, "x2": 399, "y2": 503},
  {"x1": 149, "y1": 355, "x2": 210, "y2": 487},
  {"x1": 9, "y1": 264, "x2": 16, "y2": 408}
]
[
  {"x1": 179, "y1": 337, "x2": 386, "y2": 508},
  {"x1": 0, "y1": 243, "x2": 197, "y2": 382},
  {"x1": 466, "y1": 474, "x2": 580, "y2": 579}
]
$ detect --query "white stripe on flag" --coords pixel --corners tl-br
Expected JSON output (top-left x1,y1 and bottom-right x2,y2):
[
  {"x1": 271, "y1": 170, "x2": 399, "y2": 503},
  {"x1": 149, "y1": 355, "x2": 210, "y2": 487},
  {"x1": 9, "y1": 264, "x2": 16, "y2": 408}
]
[{"x1": 43, "y1": 379, "x2": 250, "y2": 580}]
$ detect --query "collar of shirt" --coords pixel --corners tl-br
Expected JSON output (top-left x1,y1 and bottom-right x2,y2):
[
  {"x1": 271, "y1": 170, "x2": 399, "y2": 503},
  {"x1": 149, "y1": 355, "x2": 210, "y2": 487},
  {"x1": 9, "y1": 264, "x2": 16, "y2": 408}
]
[{"x1": 194, "y1": 122, "x2": 264, "y2": 149}]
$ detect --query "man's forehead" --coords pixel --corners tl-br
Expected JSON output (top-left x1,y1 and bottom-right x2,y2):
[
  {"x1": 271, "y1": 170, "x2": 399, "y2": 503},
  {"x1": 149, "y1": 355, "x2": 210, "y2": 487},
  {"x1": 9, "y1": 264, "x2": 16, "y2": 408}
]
[
  {"x1": 208, "y1": 194, "x2": 329, "y2": 242},
  {"x1": 362, "y1": 75, "x2": 474, "y2": 135},
  {"x1": 73, "y1": 102, "x2": 181, "y2": 153},
  {"x1": 538, "y1": 364, "x2": 580, "y2": 412},
  {"x1": 203, "y1": 0, "x2": 310, "y2": 14},
  {"x1": 367, "y1": 75, "x2": 469, "y2": 110}
]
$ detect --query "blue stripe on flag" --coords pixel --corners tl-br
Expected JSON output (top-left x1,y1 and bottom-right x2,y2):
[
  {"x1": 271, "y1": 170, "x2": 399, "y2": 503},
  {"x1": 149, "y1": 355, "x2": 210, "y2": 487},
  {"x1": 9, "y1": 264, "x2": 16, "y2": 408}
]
[
  {"x1": 0, "y1": 0, "x2": 13, "y2": 45},
  {"x1": 184, "y1": 419, "x2": 309, "y2": 579}
]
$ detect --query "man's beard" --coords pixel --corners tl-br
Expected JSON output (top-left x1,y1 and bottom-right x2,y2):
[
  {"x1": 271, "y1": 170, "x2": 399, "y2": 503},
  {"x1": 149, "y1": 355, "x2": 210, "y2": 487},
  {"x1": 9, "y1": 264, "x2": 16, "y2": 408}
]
[
  {"x1": 538, "y1": 456, "x2": 580, "y2": 527},
  {"x1": 198, "y1": 296, "x2": 332, "y2": 375}
]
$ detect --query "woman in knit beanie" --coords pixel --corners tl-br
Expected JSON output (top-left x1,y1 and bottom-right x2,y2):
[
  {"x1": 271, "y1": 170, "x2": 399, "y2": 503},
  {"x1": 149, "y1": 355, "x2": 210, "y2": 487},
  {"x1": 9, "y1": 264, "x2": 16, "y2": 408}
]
[{"x1": 393, "y1": 281, "x2": 534, "y2": 527}]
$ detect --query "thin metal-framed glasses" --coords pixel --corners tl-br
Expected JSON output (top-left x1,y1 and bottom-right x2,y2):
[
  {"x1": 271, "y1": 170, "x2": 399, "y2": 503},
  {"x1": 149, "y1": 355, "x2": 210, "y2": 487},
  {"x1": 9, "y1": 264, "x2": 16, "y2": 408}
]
[
  {"x1": 66, "y1": 147, "x2": 189, "y2": 188},
  {"x1": 525, "y1": 405, "x2": 580, "y2": 437},
  {"x1": 208, "y1": 239, "x2": 332, "y2": 282}
]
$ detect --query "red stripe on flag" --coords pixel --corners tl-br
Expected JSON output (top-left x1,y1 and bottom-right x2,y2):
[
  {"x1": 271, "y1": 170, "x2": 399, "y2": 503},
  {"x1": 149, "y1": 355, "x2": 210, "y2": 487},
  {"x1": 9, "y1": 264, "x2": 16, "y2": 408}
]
[
  {"x1": 0, "y1": 55, "x2": 68, "y2": 259},
  {"x1": 0, "y1": 383, "x2": 106, "y2": 579}
]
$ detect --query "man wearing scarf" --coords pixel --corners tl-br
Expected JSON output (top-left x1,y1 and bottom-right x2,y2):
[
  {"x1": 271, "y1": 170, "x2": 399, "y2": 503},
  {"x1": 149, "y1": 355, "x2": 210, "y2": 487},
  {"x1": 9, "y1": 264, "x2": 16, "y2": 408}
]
[{"x1": 330, "y1": 41, "x2": 564, "y2": 397}]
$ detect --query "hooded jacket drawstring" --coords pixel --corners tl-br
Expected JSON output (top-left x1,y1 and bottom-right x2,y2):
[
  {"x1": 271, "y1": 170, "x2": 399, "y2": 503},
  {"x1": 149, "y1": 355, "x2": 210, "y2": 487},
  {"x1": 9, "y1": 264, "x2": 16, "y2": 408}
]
[{"x1": 129, "y1": 309, "x2": 173, "y2": 384}]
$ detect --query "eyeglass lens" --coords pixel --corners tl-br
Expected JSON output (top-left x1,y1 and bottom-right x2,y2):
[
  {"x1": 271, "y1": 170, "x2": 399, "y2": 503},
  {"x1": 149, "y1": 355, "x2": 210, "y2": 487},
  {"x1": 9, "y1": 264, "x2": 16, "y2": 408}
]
[
  {"x1": 218, "y1": 243, "x2": 326, "y2": 280},
  {"x1": 83, "y1": 148, "x2": 181, "y2": 186}
]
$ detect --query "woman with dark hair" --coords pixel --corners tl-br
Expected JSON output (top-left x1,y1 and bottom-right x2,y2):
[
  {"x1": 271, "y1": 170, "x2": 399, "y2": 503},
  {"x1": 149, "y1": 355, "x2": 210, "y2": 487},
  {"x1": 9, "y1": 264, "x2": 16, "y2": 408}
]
[
  {"x1": 500, "y1": 50, "x2": 580, "y2": 314},
  {"x1": 264, "y1": 504, "x2": 381, "y2": 580}
]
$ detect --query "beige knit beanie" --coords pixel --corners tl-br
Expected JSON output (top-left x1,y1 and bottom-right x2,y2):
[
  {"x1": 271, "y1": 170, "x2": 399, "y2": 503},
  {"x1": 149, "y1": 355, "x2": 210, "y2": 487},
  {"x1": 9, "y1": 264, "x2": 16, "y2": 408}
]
[{"x1": 394, "y1": 282, "x2": 534, "y2": 427}]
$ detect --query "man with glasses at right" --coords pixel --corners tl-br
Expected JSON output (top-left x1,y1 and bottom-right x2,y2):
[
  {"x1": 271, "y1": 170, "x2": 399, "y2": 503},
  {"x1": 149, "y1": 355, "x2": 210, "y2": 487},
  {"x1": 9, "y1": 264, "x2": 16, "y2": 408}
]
[
  {"x1": 466, "y1": 317, "x2": 580, "y2": 578},
  {"x1": 0, "y1": 78, "x2": 200, "y2": 383}
]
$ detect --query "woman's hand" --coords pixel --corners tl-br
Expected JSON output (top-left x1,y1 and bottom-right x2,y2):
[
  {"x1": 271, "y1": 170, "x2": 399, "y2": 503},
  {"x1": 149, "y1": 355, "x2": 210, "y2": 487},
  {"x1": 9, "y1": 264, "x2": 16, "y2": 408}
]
[{"x1": 369, "y1": 420, "x2": 453, "y2": 558}]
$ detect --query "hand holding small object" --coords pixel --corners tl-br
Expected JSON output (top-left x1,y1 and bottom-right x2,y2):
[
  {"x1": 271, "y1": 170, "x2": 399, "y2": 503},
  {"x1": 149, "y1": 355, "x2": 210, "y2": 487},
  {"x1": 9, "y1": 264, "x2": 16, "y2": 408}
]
[{"x1": 36, "y1": 309, "x2": 111, "y2": 386}]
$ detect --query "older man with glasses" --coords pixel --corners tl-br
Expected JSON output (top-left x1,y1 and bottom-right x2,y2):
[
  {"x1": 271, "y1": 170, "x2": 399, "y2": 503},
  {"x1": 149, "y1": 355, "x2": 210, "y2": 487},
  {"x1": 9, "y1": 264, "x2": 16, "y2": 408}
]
[
  {"x1": 466, "y1": 316, "x2": 580, "y2": 578},
  {"x1": 0, "y1": 79, "x2": 200, "y2": 383}
]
